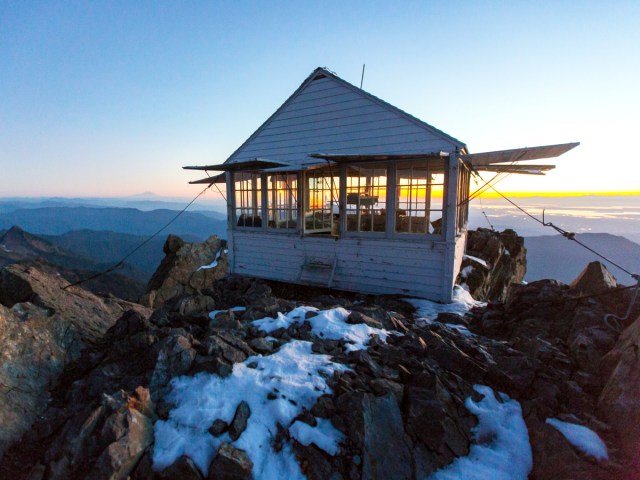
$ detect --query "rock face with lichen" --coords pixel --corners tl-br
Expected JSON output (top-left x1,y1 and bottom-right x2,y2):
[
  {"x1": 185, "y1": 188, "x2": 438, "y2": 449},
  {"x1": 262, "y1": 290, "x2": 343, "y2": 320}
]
[
  {"x1": 598, "y1": 312, "x2": 640, "y2": 471},
  {"x1": 142, "y1": 235, "x2": 227, "y2": 309},
  {"x1": 457, "y1": 228, "x2": 527, "y2": 302},
  {"x1": 0, "y1": 233, "x2": 639, "y2": 479},
  {"x1": 0, "y1": 264, "x2": 150, "y2": 459}
]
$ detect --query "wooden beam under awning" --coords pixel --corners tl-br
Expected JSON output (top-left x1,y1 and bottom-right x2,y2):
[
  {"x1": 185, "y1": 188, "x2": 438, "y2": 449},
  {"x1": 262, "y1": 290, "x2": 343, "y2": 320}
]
[
  {"x1": 462, "y1": 142, "x2": 579, "y2": 166},
  {"x1": 309, "y1": 152, "x2": 449, "y2": 162}
]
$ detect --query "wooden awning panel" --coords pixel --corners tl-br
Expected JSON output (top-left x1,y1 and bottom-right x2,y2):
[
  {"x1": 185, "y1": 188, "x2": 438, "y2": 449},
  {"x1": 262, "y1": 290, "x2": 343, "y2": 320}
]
[
  {"x1": 462, "y1": 142, "x2": 579, "y2": 166},
  {"x1": 188, "y1": 173, "x2": 226, "y2": 184},
  {"x1": 183, "y1": 158, "x2": 291, "y2": 172}
]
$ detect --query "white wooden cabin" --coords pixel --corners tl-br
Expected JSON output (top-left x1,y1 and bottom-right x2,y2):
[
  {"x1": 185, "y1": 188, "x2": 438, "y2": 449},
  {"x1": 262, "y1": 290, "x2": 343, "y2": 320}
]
[{"x1": 186, "y1": 68, "x2": 578, "y2": 302}]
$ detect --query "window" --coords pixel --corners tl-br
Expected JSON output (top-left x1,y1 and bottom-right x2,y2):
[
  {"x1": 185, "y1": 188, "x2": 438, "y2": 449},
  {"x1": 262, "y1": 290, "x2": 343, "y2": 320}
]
[
  {"x1": 396, "y1": 161, "x2": 445, "y2": 234},
  {"x1": 234, "y1": 172, "x2": 262, "y2": 227},
  {"x1": 457, "y1": 162, "x2": 471, "y2": 232},
  {"x1": 345, "y1": 164, "x2": 387, "y2": 232},
  {"x1": 267, "y1": 173, "x2": 298, "y2": 229},
  {"x1": 305, "y1": 168, "x2": 339, "y2": 234}
]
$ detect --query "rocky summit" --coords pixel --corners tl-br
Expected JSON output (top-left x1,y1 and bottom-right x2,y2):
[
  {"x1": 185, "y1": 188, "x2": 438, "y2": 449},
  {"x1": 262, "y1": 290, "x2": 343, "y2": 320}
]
[{"x1": 0, "y1": 230, "x2": 638, "y2": 479}]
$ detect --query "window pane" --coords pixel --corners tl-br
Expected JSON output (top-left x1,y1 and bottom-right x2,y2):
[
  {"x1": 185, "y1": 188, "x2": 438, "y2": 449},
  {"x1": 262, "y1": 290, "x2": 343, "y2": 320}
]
[
  {"x1": 267, "y1": 173, "x2": 298, "y2": 229},
  {"x1": 345, "y1": 164, "x2": 387, "y2": 233},
  {"x1": 234, "y1": 172, "x2": 262, "y2": 228},
  {"x1": 305, "y1": 169, "x2": 339, "y2": 234},
  {"x1": 396, "y1": 161, "x2": 445, "y2": 234}
]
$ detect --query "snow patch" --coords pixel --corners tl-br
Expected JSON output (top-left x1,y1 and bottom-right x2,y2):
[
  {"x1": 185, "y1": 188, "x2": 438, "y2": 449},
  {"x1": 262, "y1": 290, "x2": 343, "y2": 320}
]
[
  {"x1": 209, "y1": 306, "x2": 246, "y2": 320},
  {"x1": 460, "y1": 265, "x2": 474, "y2": 279},
  {"x1": 252, "y1": 306, "x2": 391, "y2": 352},
  {"x1": 463, "y1": 254, "x2": 489, "y2": 269},
  {"x1": 289, "y1": 418, "x2": 344, "y2": 455},
  {"x1": 545, "y1": 418, "x2": 609, "y2": 461},
  {"x1": 406, "y1": 285, "x2": 485, "y2": 322},
  {"x1": 429, "y1": 385, "x2": 532, "y2": 480},
  {"x1": 153, "y1": 340, "x2": 349, "y2": 477},
  {"x1": 197, "y1": 247, "x2": 224, "y2": 271}
]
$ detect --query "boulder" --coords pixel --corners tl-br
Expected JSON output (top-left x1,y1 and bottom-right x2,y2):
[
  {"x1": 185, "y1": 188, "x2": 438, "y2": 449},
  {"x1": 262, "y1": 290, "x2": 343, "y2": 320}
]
[
  {"x1": 598, "y1": 313, "x2": 640, "y2": 469},
  {"x1": 22, "y1": 389, "x2": 156, "y2": 480},
  {"x1": 87, "y1": 401, "x2": 154, "y2": 480},
  {"x1": 207, "y1": 443, "x2": 253, "y2": 480},
  {"x1": 228, "y1": 401, "x2": 251, "y2": 441},
  {"x1": 458, "y1": 228, "x2": 527, "y2": 302},
  {"x1": 570, "y1": 261, "x2": 618, "y2": 296},
  {"x1": 335, "y1": 392, "x2": 413, "y2": 480},
  {"x1": 143, "y1": 235, "x2": 226, "y2": 308},
  {"x1": 0, "y1": 264, "x2": 148, "y2": 459},
  {"x1": 361, "y1": 394, "x2": 413, "y2": 480},
  {"x1": 157, "y1": 455, "x2": 204, "y2": 480},
  {"x1": 150, "y1": 335, "x2": 197, "y2": 399},
  {"x1": 527, "y1": 417, "x2": 612, "y2": 480}
]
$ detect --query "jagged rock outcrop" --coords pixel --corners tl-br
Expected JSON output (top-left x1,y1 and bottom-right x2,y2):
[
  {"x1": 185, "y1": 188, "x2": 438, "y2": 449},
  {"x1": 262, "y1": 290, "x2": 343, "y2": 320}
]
[
  {"x1": 457, "y1": 228, "x2": 527, "y2": 302},
  {"x1": 0, "y1": 264, "x2": 149, "y2": 459},
  {"x1": 1, "y1": 233, "x2": 638, "y2": 479},
  {"x1": 571, "y1": 260, "x2": 619, "y2": 295},
  {"x1": 598, "y1": 312, "x2": 640, "y2": 473},
  {"x1": 142, "y1": 235, "x2": 227, "y2": 309}
]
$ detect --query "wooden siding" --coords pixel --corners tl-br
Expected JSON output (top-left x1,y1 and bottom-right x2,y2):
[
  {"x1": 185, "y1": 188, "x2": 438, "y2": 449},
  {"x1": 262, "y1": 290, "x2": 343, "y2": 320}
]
[
  {"x1": 227, "y1": 76, "x2": 460, "y2": 167},
  {"x1": 230, "y1": 231, "x2": 450, "y2": 300}
]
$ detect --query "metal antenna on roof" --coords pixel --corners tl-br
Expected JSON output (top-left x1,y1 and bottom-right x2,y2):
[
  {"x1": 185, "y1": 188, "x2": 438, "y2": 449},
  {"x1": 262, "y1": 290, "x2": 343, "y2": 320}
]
[{"x1": 360, "y1": 64, "x2": 366, "y2": 89}]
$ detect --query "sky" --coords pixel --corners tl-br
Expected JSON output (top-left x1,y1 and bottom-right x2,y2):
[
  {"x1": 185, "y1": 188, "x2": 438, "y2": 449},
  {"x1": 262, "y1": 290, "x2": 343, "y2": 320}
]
[{"x1": 1, "y1": 0, "x2": 639, "y2": 199}]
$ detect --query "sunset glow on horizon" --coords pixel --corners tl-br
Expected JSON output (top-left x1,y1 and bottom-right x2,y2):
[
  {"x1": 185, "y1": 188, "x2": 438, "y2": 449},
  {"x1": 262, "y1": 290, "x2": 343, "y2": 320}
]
[{"x1": 1, "y1": 2, "x2": 639, "y2": 199}]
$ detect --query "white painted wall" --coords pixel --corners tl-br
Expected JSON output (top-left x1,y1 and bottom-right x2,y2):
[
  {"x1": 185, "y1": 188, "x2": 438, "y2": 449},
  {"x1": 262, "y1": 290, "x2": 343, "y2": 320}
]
[{"x1": 230, "y1": 231, "x2": 450, "y2": 300}]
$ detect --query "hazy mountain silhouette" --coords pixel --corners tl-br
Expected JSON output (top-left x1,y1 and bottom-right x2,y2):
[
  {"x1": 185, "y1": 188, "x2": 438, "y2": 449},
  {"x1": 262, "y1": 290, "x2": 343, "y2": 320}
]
[
  {"x1": 525, "y1": 233, "x2": 640, "y2": 284},
  {"x1": 41, "y1": 229, "x2": 202, "y2": 276},
  {"x1": 0, "y1": 226, "x2": 146, "y2": 301},
  {"x1": 0, "y1": 206, "x2": 226, "y2": 238}
]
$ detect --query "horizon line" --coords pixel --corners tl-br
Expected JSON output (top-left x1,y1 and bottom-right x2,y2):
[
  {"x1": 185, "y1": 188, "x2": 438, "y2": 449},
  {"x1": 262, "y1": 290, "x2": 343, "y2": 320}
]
[{"x1": 1, "y1": 191, "x2": 639, "y2": 200}]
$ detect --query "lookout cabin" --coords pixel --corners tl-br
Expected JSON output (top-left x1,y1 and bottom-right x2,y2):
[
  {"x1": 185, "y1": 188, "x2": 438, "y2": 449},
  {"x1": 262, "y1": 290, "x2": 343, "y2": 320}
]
[{"x1": 186, "y1": 67, "x2": 578, "y2": 302}]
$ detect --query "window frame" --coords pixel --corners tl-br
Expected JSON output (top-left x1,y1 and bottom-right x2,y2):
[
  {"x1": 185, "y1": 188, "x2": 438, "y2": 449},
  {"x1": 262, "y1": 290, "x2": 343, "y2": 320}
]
[
  {"x1": 303, "y1": 166, "x2": 340, "y2": 235},
  {"x1": 341, "y1": 162, "x2": 389, "y2": 238},
  {"x1": 229, "y1": 157, "x2": 450, "y2": 239},
  {"x1": 392, "y1": 159, "x2": 447, "y2": 239},
  {"x1": 232, "y1": 171, "x2": 263, "y2": 229},
  {"x1": 266, "y1": 172, "x2": 300, "y2": 231}
]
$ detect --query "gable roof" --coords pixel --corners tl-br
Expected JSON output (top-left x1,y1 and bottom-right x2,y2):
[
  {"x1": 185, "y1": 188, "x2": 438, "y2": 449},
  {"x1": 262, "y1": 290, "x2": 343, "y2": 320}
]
[{"x1": 224, "y1": 67, "x2": 466, "y2": 168}]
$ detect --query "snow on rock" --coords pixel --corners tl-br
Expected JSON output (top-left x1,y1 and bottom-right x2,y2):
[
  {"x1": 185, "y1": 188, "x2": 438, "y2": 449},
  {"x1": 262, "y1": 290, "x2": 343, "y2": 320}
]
[
  {"x1": 460, "y1": 265, "x2": 474, "y2": 279},
  {"x1": 197, "y1": 247, "x2": 224, "y2": 271},
  {"x1": 463, "y1": 254, "x2": 489, "y2": 269},
  {"x1": 252, "y1": 306, "x2": 391, "y2": 351},
  {"x1": 429, "y1": 385, "x2": 532, "y2": 480},
  {"x1": 289, "y1": 418, "x2": 344, "y2": 455},
  {"x1": 208, "y1": 306, "x2": 246, "y2": 320},
  {"x1": 406, "y1": 285, "x2": 486, "y2": 322},
  {"x1": 152, "y1": 340, "x2": 349, "y2": 478},
  {"x1": 545, "y1": 418, "x2": 609, "y2": 461}
]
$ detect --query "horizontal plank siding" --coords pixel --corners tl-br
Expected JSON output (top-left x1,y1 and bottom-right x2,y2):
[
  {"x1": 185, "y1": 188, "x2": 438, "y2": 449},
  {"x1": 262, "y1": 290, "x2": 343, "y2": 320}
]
[
  {"x1": 230, "y1": 231, "x2": 449, "y2": 299},
  {"x1": 227, "y1": 75, "x2": 459, "y2": 167}
]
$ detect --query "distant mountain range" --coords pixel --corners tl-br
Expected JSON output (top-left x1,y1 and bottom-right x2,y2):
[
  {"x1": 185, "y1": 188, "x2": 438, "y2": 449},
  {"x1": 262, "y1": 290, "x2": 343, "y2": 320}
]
[
  {"x1": 0, "y1": 195, "x2": 227, "y2": 214},
  {"x1": 0, "y1": 205, "x2": 226, "y2": 239},
  {"x1": 0, "y1": 226, "x2": 146, "y2": 301},
  {"x1": 524, "y1": 233, "x2": 640, "y2": 284},
  {"x1": 41, "y1": 229, "x2": 203, "y2": 277}
]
